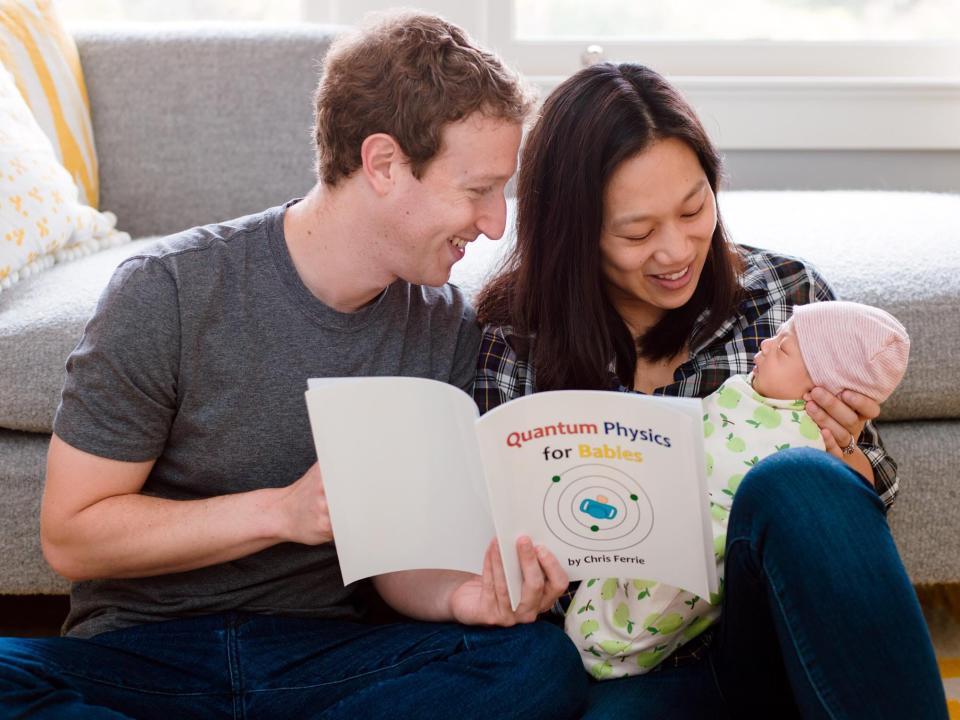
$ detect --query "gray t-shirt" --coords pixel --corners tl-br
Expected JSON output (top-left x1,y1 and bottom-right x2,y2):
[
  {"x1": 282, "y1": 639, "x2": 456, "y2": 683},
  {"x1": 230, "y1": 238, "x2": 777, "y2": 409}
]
[{"x1": 53, "y1": 200, "x2": 482, "y2": 638}]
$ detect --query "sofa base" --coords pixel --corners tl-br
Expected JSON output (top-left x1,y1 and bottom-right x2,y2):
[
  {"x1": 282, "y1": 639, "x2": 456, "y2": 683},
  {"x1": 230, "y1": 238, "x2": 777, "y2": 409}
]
[{"x1": 1, "y1": 430, "x2": 68, "y2": 594}]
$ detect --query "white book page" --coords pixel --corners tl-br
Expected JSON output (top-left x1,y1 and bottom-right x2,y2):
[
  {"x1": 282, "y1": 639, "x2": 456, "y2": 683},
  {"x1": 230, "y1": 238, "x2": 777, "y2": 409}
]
[
  {"x1": 305, "y1": 377, "x2": 493, "y2": 585},
  {"x1": 641, "y1": 394, "x2": 718, "y2": 596},
  {"x1": 477, "y1": 390, "x2": 717, "y2": 608}
]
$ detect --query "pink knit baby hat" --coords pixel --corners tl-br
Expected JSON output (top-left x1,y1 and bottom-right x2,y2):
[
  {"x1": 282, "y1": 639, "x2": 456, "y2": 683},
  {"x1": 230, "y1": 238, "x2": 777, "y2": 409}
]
[{"x1": 791, "y1": 301, "x2": 910, "y2": 403}]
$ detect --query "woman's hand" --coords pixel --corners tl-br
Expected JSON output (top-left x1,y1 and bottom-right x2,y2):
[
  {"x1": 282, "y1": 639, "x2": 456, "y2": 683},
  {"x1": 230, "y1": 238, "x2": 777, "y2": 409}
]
[
  {"x1": 804, "y1": 387, "x2": 878, "y2": 484},
  {"x1": 448, "y1": 537, "x2": 568, "y2": 627}
]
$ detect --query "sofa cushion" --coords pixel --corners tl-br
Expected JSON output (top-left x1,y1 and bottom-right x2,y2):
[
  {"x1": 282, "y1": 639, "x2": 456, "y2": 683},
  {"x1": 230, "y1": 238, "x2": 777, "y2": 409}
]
[
  {"x1": 719, "y1": 192, "x2": 959, "y2": 423},
  {"x1": 0, "y1": 236, "x2": 158, "y2": 432},
  {"x1": 0, "y1": 0, "x2": 99, "y2": 207},
  {"x1": 450, "y1": 191, "x2": 960, "y2": 423},
  {"x1": 0, "y1": 65, "x2": 129, "y2": 296}
]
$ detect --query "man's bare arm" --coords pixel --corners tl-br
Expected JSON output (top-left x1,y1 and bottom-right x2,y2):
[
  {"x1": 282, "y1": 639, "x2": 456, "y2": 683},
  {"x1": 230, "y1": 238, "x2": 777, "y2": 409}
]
[{"x1": 41, "y1": 434, "x2": 332, "y2": 581}]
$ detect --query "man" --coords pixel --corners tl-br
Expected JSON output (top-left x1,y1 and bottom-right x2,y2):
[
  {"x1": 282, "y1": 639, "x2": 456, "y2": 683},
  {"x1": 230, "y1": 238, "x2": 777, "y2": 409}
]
[{"x1": 0, "y1": 12, "x2": 586, "y2": 718}]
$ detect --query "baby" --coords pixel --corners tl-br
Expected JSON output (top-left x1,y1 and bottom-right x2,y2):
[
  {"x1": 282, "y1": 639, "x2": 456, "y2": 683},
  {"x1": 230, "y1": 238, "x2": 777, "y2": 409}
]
[{"x1": 567, "y1": 301, "x2": 910, "y2": 680}]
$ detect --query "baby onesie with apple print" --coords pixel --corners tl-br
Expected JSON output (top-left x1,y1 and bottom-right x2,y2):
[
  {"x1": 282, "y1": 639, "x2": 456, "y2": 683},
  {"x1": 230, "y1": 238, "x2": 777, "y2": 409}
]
[{"x1": 565, "y1": 373, "x2": 826, "y2": 679}]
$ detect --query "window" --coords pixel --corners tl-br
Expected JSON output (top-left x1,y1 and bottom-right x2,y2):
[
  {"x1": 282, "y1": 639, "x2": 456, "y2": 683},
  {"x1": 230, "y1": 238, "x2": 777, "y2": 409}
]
[
  {"x1": 515, "y1": 0, "x2": 960, "y2": 42},
  {"x1": 482, "y1": 0, "x2": 960, "y2": 150},
  {"x1": 491, "y1": 0, "x2": 960, "y2": 77}
]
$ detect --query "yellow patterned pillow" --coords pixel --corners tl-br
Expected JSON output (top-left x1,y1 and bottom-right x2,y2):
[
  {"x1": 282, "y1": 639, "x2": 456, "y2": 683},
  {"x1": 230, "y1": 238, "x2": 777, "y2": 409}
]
[
  {"x1": 0, "y1": 63, "x2": 127, "y2": 292},
  {"x1": 0, "y1": 0, "x2": 97, "y2": 207}
]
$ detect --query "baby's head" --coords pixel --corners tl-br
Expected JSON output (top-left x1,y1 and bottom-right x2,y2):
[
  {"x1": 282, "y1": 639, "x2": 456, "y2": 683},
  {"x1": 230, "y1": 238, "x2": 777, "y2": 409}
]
[{"x1": 751, "y1": 301, "x2": 910, "y2": 402}]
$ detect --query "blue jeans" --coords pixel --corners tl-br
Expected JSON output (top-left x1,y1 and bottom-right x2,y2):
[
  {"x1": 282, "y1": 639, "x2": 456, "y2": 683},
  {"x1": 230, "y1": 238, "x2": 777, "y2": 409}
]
[
  {"x1": 584, "y1": 448, "x2": 949, "y2": 719},
  {"x1": 0, "y1": 612, "x2": 587, "y2": 719}
]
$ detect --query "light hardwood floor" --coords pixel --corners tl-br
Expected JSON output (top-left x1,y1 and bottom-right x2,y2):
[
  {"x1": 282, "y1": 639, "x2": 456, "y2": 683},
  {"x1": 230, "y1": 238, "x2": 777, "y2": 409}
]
[{"x1": 918, "y1": 584, "x2": 960, "y2": 656}]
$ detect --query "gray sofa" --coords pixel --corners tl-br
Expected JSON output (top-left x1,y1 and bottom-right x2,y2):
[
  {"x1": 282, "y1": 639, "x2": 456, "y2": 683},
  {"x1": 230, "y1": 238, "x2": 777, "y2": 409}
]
[{"x1": 1, "y1": 26, "x2": 957, "y2": 596}]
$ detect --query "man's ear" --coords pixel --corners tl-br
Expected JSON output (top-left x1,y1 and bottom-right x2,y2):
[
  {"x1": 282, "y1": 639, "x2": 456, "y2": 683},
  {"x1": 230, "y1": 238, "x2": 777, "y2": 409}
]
[{"x1": 360, "y1": 133, "x2": 404, "y2": 196}]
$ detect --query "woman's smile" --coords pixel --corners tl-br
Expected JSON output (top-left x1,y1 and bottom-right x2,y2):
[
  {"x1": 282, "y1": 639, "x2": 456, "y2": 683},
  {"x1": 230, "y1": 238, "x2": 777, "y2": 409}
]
[{"x1": 648, "y1": 265, "x2": 693, "y2": 290}]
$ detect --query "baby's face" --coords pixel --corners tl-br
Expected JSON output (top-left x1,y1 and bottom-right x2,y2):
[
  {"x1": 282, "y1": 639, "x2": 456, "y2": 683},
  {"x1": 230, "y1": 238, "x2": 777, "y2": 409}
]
[{"x1": 751, "y1": 320, "x2": 815, "y2": 400}]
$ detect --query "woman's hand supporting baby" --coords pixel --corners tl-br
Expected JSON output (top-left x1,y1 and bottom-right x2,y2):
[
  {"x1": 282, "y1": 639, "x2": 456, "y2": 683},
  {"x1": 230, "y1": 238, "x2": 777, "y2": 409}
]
[{"x1": 804, "y1": 387, "x2": 879, "y2": 484}]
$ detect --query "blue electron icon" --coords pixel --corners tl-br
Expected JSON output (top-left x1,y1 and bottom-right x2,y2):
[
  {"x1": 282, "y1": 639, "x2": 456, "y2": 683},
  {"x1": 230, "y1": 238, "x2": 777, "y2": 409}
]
[{"x1": 579, "y1": 496, "x2": 617, "y2": 520}]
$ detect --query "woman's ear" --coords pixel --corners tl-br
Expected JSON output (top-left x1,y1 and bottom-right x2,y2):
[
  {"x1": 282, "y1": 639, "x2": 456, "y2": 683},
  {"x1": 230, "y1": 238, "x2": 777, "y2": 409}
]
[{"x1": 360, "y1": 133, "x2": 404, "y2": 196}]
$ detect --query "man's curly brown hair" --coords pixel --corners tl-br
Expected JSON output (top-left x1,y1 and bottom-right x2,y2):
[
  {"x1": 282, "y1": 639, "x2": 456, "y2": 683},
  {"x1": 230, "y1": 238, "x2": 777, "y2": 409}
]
[{"x1": 314, "y1": 10, "x2": 533, "y2": 186}]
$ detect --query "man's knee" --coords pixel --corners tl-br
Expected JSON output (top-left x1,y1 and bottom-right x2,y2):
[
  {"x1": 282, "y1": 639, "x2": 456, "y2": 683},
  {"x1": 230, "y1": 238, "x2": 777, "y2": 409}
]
[
  {"x1": 513, "y1": 620, "x2": 582, "y2": 669},
  {"x1": 0, "y1": 637, "x2": 66, "y2": 716},
  {"x1": 477, "y1": 622, "x2": 587, "y2": 719},
  {"x1": 0, "y1": 638, "x2": 43, "y2": 687}
]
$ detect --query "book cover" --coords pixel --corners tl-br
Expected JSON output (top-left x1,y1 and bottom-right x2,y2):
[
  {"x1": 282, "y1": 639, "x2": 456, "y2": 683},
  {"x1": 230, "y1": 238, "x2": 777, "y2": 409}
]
[{"x1": 305, "y1": 377, "x2": 717, "y2": 609}]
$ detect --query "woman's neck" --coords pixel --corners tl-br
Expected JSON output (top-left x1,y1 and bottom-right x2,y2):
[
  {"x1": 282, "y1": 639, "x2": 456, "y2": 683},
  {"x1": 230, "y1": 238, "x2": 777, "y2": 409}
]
[
  {"x1": 611, "y1": 296, "x2": 664, "y2": 340},
  {"x1": 632, "y1": 346, "x2": 688, "y2": 394}
]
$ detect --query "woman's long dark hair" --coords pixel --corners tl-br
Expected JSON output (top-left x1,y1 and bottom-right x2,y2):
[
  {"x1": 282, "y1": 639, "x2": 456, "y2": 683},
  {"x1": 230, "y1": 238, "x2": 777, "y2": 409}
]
[{"x1": 476, "y1": 63, "x2": 742, "y2": 392}]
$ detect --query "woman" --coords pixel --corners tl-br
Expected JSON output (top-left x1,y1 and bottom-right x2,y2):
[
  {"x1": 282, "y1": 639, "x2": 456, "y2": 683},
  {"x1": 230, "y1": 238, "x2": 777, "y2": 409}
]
[{"x1": 474, "y1": 63, "x2": 947, "y2": 719}]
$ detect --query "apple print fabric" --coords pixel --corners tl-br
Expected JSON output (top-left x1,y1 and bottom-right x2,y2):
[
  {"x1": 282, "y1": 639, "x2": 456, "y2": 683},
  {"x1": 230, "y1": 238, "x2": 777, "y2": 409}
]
[
  {"x1": 565, "y1": 373, "x2": 826, "y2": 679},
  {"x1": 703, "y1": 373, "x2": 825, "y2": 511}
]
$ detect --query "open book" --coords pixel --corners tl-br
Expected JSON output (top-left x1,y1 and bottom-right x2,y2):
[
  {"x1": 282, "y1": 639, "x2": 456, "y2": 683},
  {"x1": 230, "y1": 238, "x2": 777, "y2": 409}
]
[{"x1": 305, "y1": 378, "x2": 718, "y2": 609}]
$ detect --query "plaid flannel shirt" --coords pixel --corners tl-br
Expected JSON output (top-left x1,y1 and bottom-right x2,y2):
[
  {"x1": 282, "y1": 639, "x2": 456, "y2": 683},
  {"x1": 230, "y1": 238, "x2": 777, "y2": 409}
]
[{"x1": 473, "y1": 245, "x2": 899, "y2": 650}]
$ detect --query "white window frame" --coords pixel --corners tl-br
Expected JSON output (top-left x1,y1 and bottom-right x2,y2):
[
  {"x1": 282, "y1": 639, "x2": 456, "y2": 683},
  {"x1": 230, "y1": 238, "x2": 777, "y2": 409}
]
[{"x1": 304, "y1": 0, "x2": 960, "y2": 150}]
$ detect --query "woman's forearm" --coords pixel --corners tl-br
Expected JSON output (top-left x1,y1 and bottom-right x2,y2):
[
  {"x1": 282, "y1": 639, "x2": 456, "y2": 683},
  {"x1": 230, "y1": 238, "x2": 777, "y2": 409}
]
[{"x1": 847, "y1": 448, "x2": 875, "y2": 485}]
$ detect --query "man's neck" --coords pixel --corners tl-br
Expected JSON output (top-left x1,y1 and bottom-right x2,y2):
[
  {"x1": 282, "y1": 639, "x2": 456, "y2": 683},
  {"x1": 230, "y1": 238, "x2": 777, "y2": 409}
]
[{"x1": 283, "y1": 184, "x2": 395, "y2": 313}]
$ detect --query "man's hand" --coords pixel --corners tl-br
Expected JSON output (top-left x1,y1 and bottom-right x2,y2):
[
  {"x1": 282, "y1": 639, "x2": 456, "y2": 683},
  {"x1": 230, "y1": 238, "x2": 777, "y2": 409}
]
[
  {"x1": 448, "y1": 537, "x2": 568, "y2": 626},
  {"x1": 804, "y1": 387, "x2": 878, "y2": 484},
  {"x1": 276, "y1": 462, "x2": 334, "y2": 545}
]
